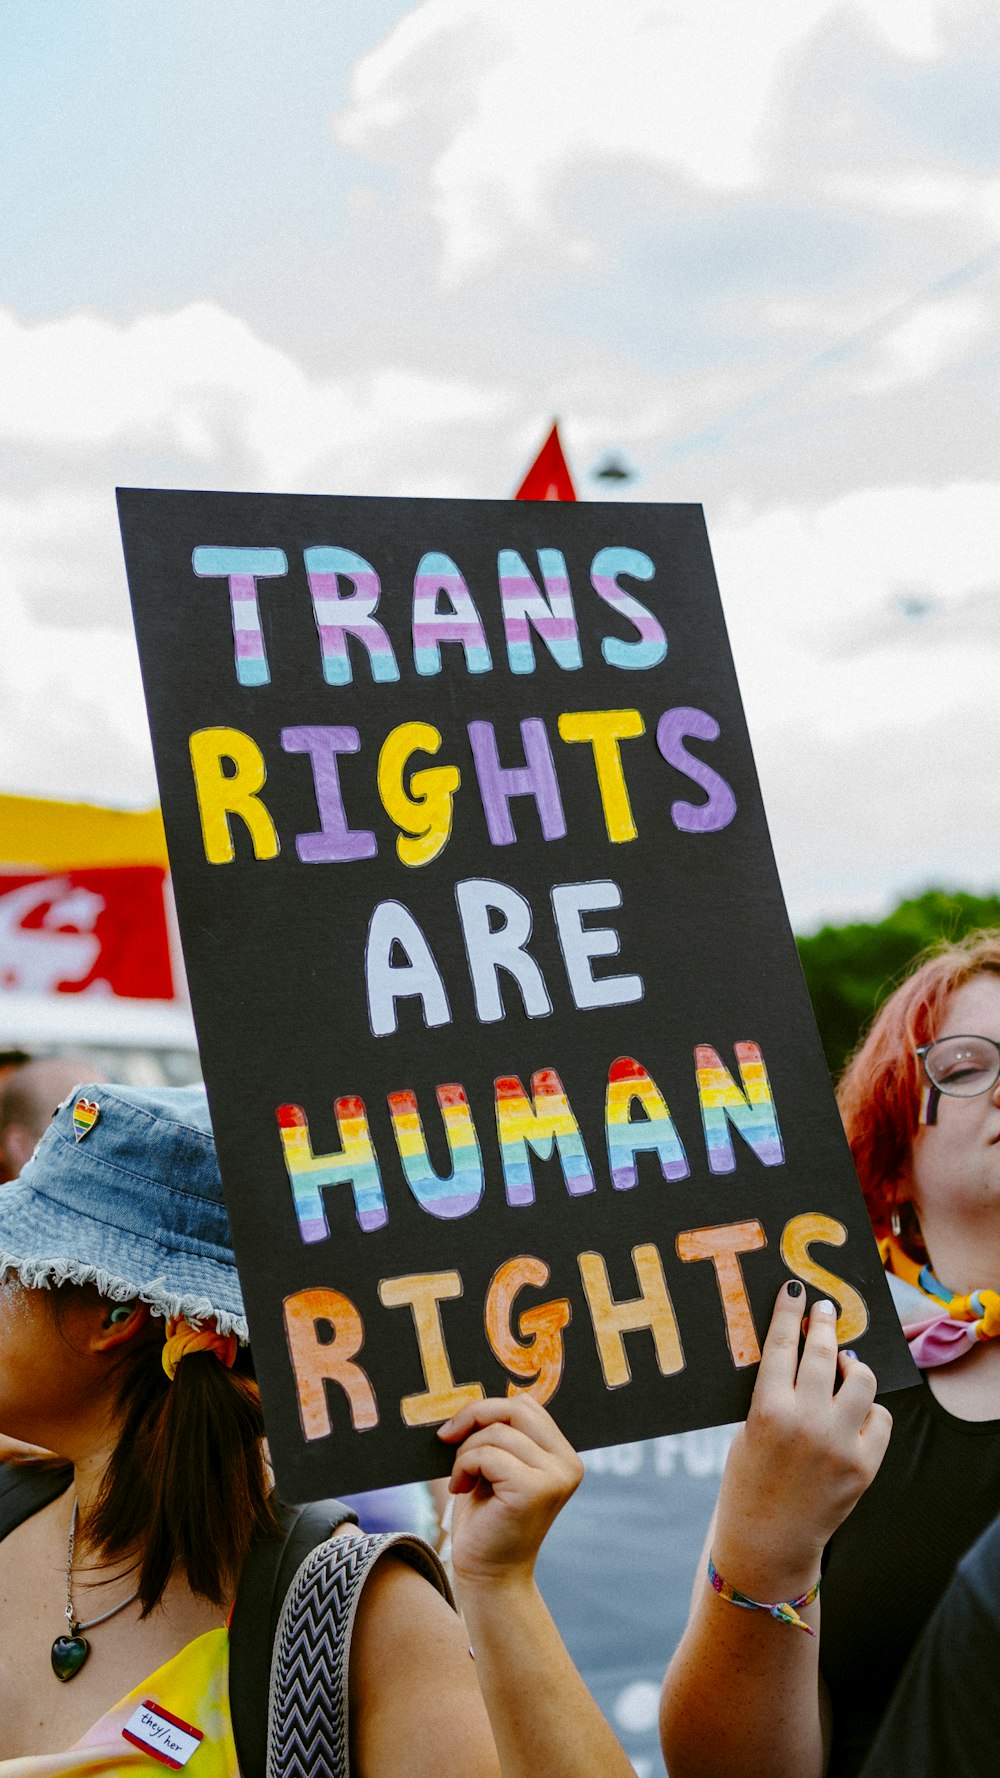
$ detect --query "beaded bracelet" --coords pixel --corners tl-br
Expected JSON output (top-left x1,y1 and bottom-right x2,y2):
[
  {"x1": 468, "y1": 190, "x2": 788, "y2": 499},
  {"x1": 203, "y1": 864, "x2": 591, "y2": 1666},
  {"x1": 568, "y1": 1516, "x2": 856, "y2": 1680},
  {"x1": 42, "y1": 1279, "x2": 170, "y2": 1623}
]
[{"x1": 707, "y1": 1555, "x2": 821, "y2": 1635}]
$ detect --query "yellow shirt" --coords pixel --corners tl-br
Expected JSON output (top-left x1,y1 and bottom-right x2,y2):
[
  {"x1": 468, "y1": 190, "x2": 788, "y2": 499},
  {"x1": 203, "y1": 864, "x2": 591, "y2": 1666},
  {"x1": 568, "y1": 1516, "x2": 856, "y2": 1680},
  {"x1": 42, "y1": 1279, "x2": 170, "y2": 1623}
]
[{"x1": 0, "y1": 1629, "x2": 238, "y2": 1778}]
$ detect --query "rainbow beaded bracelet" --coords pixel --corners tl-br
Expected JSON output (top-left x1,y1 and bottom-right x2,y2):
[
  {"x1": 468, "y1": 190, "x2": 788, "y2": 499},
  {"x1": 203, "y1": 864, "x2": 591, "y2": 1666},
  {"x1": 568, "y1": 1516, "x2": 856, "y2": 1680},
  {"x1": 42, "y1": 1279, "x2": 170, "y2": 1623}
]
[{"x1": 707, "y1": 1555, "x2": 821, "y2": 1635}]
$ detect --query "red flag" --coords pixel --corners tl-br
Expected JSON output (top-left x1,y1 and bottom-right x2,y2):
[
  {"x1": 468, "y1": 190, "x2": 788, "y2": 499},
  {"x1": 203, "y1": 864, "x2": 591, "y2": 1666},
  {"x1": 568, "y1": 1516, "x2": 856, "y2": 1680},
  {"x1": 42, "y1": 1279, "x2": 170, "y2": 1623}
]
[{"x1": 514, "y1": 421, "x2": 577, "y2": 501}]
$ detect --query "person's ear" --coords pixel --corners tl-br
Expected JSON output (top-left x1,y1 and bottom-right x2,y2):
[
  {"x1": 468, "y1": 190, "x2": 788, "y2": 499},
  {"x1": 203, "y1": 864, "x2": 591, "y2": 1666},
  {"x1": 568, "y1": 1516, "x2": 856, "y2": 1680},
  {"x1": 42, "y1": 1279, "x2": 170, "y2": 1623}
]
[{"x1": 90, "y1": 1301, "x2": 152, "y2": 1353}]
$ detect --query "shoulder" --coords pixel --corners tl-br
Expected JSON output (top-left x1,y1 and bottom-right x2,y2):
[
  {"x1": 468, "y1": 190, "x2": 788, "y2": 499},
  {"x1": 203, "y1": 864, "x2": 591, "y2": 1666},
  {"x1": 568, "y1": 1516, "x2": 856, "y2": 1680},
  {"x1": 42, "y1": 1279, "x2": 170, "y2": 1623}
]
[
  {"x1": 349, "y1": 1543, "x2": 463, "y2": 1674},
  {"x1": 345, "y1": 1545, "x2": 499, "y2": 1778}
]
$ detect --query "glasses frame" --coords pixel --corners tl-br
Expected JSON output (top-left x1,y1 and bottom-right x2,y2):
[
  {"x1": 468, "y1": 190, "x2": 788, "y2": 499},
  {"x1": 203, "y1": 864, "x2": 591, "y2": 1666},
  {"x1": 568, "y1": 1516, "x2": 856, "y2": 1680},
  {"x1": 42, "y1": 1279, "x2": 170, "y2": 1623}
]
[{"x1": 916, "y1": 1034, "x2": 1000, "y2": 1098}]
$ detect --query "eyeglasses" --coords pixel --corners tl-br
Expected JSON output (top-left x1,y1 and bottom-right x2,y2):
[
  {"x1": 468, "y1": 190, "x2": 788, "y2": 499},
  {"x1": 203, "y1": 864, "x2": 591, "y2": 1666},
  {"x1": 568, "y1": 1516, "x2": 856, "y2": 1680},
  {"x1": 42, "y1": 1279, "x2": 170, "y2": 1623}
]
[{"x1": 917, "y1": 1035, "x2": 1000, "y2": 1098}]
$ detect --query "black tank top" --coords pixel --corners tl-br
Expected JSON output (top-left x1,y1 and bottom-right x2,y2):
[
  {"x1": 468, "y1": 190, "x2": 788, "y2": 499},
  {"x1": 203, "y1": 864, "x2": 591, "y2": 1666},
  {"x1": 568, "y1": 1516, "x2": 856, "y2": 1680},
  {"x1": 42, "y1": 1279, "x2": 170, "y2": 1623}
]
[{"x1": 820, "y1": 1377, "x2": 1000, "y2": 1777}]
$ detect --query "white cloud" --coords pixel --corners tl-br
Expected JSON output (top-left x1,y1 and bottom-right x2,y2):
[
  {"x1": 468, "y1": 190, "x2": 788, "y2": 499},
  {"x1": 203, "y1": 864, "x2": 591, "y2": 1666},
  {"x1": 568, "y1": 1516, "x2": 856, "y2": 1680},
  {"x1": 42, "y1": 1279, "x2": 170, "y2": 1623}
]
[
  {"x1": 0, "y1": 301, "x2": 511, "y2": 803},
  {"x1": 712, "y1": 481, "x2": 1000, "y2": 739},
  {"x1": 0, "y1": 303, "x2": 508, "y2": 489},
  {"x1": 866, "y1": 292, "x2": 988, "y2": 387},
  {"x1": 335, "y1": 0, "x2": 958, "y2": 282}
]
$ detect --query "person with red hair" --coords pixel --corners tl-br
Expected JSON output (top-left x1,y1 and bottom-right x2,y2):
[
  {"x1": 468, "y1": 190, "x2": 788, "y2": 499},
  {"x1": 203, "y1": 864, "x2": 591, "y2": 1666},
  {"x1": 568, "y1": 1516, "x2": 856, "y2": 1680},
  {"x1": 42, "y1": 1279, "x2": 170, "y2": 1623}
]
[{"x1": 661, "y1": 930, "x2": 1000, "y2": 1778}]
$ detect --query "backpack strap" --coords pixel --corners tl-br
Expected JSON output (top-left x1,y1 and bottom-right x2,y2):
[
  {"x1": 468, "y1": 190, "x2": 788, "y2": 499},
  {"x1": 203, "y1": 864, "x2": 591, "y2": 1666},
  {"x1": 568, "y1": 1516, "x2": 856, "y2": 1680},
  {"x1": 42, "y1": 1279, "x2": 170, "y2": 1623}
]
[
  {"x1": 266, "y1": 1529, "x2": 455, "y2": 1778},
  {"x1": 0, "y1": 1462, "x2": 72, "y2": 1540},
  {"x1": 229, "y1": 1498, "x2": 358, "y2": 1778}
]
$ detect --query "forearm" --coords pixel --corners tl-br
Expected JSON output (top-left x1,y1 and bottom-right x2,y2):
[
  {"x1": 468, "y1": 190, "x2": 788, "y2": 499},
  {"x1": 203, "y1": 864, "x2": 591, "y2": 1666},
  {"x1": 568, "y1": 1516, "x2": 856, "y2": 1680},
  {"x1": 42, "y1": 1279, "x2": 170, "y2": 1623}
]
[
  {"x1": 660, "y1": 1547, "x2": 827, "y2": 1778},
  {"x1": 457, "y1": 1571, "x2": 634, "y2": 1778}
]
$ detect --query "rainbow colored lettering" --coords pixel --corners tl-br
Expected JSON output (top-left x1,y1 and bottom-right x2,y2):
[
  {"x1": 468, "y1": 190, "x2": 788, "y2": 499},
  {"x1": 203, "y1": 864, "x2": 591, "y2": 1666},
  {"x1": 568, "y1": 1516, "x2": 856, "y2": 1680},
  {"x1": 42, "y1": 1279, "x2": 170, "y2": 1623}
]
[
  {"x1": 494, "y1": 1069, "x2": 594, "y2": 1206},
  {"x1": 277, "y1": 1098, "x2": 387, "y2": 1240},
  {"x1": 387, "y1": 1085, "x2": 485, "y2": 1219},
  {"x1": 695, "y1": 1041, "x2": 784, "y2": 1174},
  {"x1": 605, "y1": 1056, "x2": 689, "y2": 1189}
]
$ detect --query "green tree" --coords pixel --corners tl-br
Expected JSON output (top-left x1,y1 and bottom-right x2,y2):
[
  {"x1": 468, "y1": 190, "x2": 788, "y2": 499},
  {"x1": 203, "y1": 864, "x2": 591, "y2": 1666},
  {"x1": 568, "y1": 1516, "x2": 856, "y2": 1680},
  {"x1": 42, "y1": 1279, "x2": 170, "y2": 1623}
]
[{"x1": 797, "y1": 890, "x2": 1000, "y2": 1080}]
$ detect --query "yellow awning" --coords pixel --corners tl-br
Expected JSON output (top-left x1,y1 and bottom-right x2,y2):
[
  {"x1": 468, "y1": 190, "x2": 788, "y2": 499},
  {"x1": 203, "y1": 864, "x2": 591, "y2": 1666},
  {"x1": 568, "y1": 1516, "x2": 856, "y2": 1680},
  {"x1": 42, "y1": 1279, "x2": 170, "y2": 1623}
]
[{"x1": 0, "y1": 793, "x2": 168, "y2": 870}]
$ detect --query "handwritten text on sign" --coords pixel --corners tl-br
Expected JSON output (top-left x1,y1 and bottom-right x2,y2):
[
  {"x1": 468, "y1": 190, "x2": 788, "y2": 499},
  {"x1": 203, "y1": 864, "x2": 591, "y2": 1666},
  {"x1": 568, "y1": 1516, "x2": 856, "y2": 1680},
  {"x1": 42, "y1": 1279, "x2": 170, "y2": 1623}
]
[{"x1": 120, "y1": 494, "x2": 912, "y2": 1495}]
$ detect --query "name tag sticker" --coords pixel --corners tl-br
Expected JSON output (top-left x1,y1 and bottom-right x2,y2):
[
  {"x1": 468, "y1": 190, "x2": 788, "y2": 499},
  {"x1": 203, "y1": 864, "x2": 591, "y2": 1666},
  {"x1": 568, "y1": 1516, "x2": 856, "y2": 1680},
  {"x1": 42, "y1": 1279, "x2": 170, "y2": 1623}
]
[{"x1": 122, "y1": 1700, "x2": 204, "y2": 1769}]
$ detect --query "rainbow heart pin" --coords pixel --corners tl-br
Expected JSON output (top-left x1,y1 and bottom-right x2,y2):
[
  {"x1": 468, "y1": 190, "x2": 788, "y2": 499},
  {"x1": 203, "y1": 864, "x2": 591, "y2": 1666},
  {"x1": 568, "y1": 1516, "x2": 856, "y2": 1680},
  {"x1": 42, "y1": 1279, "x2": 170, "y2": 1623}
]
[{"x1": 72, "y1": 1097, "x2": 100, "y2": 1142}]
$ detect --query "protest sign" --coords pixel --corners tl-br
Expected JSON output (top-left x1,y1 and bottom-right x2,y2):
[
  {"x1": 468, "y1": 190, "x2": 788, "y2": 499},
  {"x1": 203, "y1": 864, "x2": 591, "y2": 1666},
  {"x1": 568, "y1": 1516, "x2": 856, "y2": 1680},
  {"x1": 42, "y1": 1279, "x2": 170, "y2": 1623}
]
[{"x1": 118, "y1": 490, "x2": 914, "y2": 1498}]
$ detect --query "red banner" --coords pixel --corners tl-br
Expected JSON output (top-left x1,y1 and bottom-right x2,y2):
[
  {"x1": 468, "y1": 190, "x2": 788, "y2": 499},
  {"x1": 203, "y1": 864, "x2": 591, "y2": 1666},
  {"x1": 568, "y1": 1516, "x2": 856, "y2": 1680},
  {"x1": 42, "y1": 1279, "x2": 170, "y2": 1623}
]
[{"x1": 0, "y1": 867, "x2": 174, "y2": 1000}]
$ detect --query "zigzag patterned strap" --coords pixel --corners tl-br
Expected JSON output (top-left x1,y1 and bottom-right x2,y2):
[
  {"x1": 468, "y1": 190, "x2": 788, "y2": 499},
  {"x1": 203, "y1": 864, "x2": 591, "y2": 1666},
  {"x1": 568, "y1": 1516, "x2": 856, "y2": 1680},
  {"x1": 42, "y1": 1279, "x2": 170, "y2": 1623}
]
[{"x1": 266, "y1": 1529, "x2": 456, "y2": 1778}]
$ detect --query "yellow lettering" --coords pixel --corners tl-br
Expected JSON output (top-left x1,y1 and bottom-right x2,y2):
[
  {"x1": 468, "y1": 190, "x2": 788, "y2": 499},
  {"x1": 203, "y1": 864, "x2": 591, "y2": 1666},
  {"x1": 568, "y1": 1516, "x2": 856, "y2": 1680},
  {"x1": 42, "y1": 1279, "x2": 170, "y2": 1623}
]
[
  {"x1": 780, "y1": 1213, "x2": 870, "y2": 1344},
  {"x1": 378, "y1": 1270, "x2": 484, "y2": 1425},
  {"x1": 579, "y1": 1244, "x2": 684, "y2": 1388},
  {"x1": 377, "y1": 721, "x2": 460, "y2": 867},
  {"x1": 188, "y1": 726, "x2": 279, "y2": 864},
  {"x1": 557, "y1": 709, "x2": 645, "y2": 842}
]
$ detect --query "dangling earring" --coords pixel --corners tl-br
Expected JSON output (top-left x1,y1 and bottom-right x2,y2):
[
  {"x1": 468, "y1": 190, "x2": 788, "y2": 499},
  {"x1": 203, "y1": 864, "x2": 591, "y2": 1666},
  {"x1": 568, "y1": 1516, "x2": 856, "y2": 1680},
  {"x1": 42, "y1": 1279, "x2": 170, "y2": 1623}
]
[{"x1": 890, "y1": 1209, "x2": 902, "y2": 1238}]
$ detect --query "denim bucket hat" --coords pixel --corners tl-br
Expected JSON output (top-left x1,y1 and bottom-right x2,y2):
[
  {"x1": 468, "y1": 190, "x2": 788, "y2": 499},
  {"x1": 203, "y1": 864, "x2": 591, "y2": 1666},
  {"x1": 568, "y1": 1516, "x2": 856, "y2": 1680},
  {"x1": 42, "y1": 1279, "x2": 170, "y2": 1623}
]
[{"x1": 0, "y1": 1082, "x2": 247, "y2": 1341}]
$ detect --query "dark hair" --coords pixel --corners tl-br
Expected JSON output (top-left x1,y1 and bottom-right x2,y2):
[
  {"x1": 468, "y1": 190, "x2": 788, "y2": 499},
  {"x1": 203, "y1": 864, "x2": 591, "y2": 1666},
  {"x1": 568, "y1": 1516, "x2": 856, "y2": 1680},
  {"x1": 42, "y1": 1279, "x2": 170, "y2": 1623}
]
[{"x1": 54, "y1": 1289, "x2": 279, "y2": 1614}]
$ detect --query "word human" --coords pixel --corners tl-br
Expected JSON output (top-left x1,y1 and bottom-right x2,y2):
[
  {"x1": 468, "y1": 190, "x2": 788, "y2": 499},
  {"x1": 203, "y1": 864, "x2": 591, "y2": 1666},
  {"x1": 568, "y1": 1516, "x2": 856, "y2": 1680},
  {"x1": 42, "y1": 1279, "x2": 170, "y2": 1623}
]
[
  {"x1": 281, "y1": 1212, "x2": 870, "y2": 1439},
  {"x1": 276, "y1": 1043, "x2": 785, "y2": 1241},
  {"x1": 192, "y1": 542, "x2": 669, "y2": 685}
]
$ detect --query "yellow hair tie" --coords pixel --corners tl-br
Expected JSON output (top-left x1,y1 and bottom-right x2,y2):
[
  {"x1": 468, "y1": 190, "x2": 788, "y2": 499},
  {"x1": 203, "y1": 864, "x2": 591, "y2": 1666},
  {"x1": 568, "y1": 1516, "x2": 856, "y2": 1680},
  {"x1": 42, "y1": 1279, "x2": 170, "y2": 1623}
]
[{"x1": 162, "y1": 1315, "x2": 238, "y2": 1381}]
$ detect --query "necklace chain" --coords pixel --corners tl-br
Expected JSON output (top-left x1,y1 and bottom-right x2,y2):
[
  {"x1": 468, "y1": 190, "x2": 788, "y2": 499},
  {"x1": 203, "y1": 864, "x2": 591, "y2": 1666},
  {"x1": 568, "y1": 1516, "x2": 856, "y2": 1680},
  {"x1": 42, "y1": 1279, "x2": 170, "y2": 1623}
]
[{"x1": 64, "y1": 1496, "x2": 140, "y2": 1635}]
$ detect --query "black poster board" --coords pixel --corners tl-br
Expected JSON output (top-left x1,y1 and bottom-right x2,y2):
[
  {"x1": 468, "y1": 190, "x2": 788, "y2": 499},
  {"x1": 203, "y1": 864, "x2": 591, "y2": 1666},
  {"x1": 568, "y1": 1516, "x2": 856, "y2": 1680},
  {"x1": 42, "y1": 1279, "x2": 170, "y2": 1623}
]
[{"x1": 118, "y1": 491, "x2": 914, "y2": 1499}]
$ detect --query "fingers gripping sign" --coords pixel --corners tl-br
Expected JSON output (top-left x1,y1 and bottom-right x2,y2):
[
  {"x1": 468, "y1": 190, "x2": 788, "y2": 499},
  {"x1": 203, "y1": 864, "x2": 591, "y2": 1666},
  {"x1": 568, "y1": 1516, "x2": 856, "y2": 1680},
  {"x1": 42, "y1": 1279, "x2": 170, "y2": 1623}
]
[
  {"x1": 711, "y1": 1282, "x2": 892, "y2": 1606},
  {"x1": 438, "y1": 1396, "x2": 584, "y2": 1588}
]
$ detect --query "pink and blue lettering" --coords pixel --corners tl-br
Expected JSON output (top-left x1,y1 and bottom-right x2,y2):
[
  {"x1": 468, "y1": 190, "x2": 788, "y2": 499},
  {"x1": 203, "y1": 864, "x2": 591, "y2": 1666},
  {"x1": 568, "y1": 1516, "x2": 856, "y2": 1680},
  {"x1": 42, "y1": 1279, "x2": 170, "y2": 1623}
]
[
  {"x1": 192, "y1": 545, "x2": 288, "y2": 687},
  {"x1": 494, "y1": 1069, "x2": 595, "y2": 1207},
  {"x1": 303, "y1": 546, "x2": 400, "y2": 686},
  {"x1": 387, "y1": 1084, "x2": 485, "y2": 1219},
  {"x1": 277, "y1": 1098, "x2": 387, "y2": 1240},
  {"x1": 467, "y1": 718, "x2": 567, "y2": 846},
  {"x1": 412, "y1": 553, "x2": 492, "y2": 677},
  {"x1": 605, "y1": 1056, "x2": 690, "y2": 1189},
  {"x1": 281, "y1": 726, "x2": 377, "y2": 862},
  {"x1": 695, "y1": 1042, "x2": 784, "y2": 1175},
  {"x1": 656, "y1": 708, "x2": 737, "y2": 833},
  {"x1": 497, "y1": 548, "x2": 583, "y2": 675},
  {"x1": 590, "y1": 547, "x2": 666, "y2": 671}
]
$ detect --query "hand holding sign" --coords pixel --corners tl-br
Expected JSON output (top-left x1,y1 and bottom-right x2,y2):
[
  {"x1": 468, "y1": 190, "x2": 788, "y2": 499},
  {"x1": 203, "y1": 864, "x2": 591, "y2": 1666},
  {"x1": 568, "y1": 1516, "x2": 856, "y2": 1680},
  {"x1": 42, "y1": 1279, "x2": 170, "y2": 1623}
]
[
  {"x1": 711, "y1": 1284, "x2": 893, "y2": 1604},
  {"x1": 440, "y1": 1395, "x2": 585, "y2": 1588},
  {"x1": 119, "y1": 489, "x2": 913, "y2": 1498}
]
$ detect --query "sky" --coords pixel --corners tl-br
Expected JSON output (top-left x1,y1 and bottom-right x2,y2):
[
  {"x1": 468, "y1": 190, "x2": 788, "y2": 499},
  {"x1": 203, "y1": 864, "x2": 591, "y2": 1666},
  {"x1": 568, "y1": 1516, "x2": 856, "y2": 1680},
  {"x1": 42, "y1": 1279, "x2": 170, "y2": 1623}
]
[{"x1": 1, "y1": 0, "x2": 998, "y2": 931}]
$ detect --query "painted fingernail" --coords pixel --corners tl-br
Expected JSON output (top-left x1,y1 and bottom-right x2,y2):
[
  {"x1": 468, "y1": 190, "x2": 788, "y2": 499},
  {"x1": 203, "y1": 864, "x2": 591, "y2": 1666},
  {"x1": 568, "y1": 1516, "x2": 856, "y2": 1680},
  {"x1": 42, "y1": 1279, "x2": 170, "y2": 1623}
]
[
  {"x1": 786, "y1": 1280, "x2": 803, "y2": 1298},
  {"x1": 813, "y1": 1298, "x2": 837, "y2": 1317},
  {"x1": 844, "y1": 1348, "x2": 859, "y2": 1360}
]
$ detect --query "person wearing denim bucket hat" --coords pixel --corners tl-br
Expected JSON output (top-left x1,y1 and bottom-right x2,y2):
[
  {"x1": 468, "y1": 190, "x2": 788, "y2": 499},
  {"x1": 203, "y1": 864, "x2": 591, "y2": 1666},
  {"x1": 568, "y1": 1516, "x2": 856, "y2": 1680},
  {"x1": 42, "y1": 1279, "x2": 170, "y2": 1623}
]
[
  {"x1": 0, "y1": 1081, "x2": 634, "y2": 1778},
  {"x1": 0, "y1": 1083, "x2": 246, "y2": 1342}
]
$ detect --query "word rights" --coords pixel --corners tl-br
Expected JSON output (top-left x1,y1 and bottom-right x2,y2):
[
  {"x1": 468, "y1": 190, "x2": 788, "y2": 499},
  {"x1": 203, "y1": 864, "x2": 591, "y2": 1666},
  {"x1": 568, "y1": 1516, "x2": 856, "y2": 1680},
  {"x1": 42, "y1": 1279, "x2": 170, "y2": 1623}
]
[{"x1": 119, "y1": 491, "x2": 913, "y2": 1496}]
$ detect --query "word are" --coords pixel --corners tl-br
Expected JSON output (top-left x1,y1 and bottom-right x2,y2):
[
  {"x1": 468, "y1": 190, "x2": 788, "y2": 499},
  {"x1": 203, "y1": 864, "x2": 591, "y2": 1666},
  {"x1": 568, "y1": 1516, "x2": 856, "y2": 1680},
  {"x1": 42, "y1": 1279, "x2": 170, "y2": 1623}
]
[
  {"x1": 193, "y1": 543, "x2": 668, "y2": 686},
  {"x1": 277, "y1": 1045, "x2": 784, "y2": 1242},
  {"x1": 363, "y1": 877, "x2": 643, "y2": 1038},
  {"x1": 188, "y1": 705, "x2": 736, "y2": 867},
  {"x1": 282, "y1": 1213, "x2": 870, "y2": 1438}
]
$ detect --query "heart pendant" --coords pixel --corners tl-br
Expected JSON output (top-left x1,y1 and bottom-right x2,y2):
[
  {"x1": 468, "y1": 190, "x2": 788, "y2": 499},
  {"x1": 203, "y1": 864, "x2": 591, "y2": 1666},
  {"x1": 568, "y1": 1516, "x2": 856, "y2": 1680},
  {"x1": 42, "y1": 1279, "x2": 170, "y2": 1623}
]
[{"x1": 51, "y1": 1633, "x2": 90, "y2": 1681}]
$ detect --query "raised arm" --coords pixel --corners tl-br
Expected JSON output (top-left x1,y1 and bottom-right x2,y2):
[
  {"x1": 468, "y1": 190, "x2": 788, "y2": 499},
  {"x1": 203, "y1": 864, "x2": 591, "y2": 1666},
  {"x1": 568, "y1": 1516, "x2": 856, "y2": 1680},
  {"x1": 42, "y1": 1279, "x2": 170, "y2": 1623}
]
[
  {"x1": 439, "y1": 1393, "x2": 635, "y2": 1778},
  {"x1": 660, "y1": 1282, "x2": 892, "y2": 1778}
]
